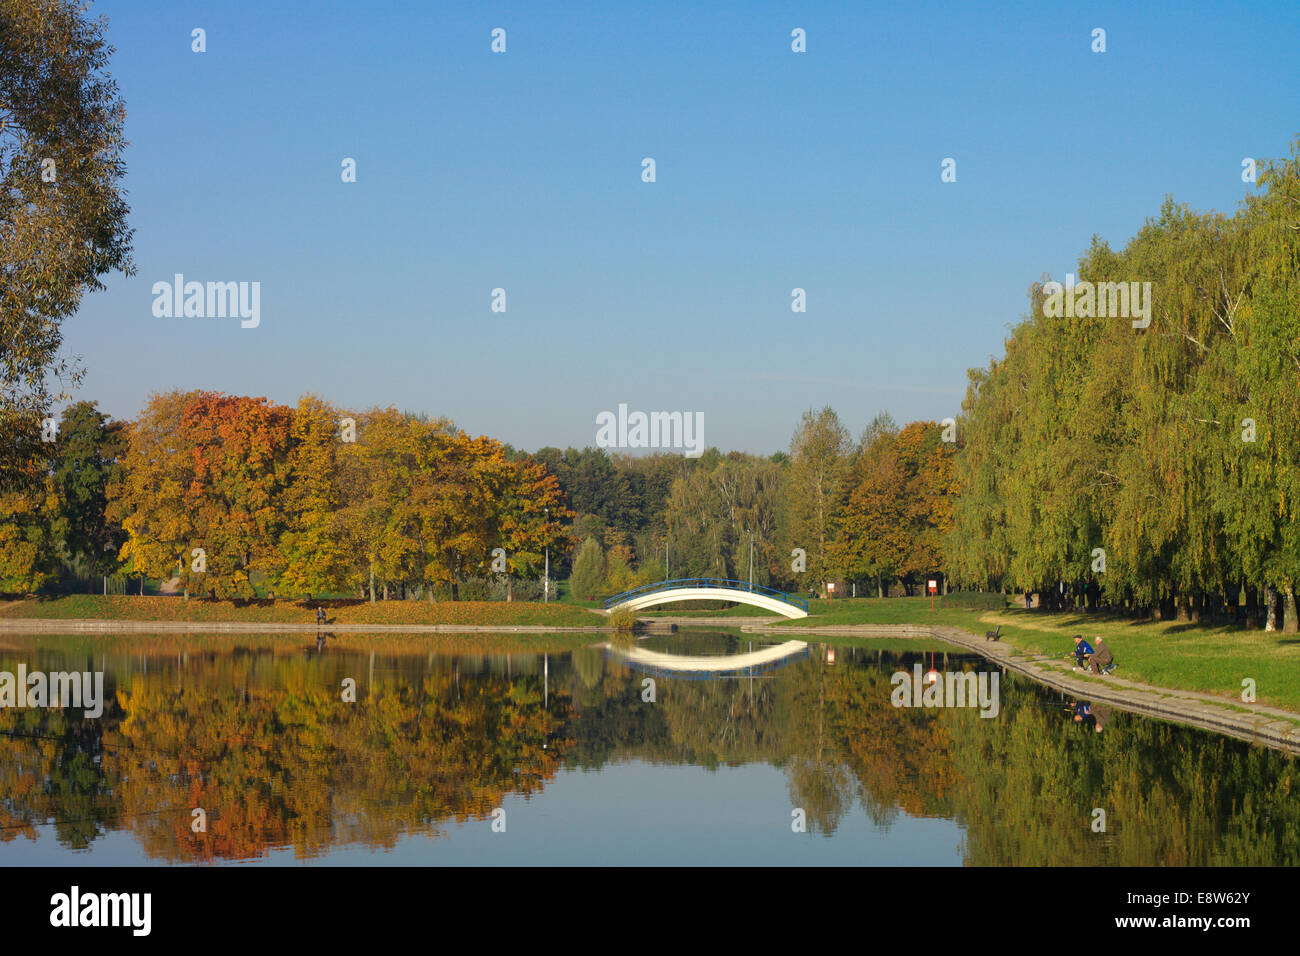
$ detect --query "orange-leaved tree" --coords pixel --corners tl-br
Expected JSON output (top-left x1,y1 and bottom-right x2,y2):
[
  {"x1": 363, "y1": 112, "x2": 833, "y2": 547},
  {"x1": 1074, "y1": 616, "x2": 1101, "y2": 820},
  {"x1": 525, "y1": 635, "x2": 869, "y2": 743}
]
[{"x1": 110, "y1": 390, "x2": 293, "y2": 597}]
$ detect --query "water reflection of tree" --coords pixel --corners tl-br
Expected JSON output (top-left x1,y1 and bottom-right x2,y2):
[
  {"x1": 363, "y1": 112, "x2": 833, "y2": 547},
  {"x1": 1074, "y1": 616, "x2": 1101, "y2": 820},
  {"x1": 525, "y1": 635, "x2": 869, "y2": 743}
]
[
  {"x1": 780, "y1": 658, "x2": 852, "y2": 835},
  {"x1": 3, "y1": 642, "x2": 1298, "y2": 864},
  {"x1": 0, "y1": 702, "x2": 122, "y2": 849},
  {"x1": 939, "y1": 676, "x2": 1300, "y2": 865},
  {"x1": 1, "y1": 652, "x2": 572, "y2": 862}
]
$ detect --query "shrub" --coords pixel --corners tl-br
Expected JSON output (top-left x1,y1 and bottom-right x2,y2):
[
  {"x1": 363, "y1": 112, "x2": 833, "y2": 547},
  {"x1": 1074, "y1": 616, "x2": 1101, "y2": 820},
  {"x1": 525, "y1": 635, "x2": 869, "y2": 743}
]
[{"x1": 607, "y1": 606, "x2": 638, "y2": 630}]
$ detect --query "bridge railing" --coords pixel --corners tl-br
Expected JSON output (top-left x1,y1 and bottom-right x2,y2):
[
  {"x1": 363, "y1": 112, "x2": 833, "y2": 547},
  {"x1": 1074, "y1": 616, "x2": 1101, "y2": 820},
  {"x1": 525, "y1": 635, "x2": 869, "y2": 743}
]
[{"x1": 602, "y1": 577, "x2": 809, "y2": 613}]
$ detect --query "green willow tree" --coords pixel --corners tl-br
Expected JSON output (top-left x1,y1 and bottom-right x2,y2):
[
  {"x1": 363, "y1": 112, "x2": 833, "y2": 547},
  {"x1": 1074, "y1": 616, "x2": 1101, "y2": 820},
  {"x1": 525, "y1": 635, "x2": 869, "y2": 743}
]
[{"x1": 948, "y1": 135, "x2": 1300, "y2": 629}]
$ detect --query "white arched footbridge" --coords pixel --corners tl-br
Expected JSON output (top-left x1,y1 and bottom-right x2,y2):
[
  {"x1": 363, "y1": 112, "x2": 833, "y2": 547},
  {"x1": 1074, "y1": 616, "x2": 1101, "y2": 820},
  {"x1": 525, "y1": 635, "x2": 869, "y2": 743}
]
[{"x1": 603, "y1": 578, "x2": 809, "y2": 619}]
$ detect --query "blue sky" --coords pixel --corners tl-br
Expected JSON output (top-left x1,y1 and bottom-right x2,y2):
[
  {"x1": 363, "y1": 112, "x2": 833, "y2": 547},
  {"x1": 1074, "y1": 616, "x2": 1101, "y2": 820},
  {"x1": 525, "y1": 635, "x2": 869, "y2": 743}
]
[{"x1": 66, "y1": 0, "x2": 1300, "y2": 453}]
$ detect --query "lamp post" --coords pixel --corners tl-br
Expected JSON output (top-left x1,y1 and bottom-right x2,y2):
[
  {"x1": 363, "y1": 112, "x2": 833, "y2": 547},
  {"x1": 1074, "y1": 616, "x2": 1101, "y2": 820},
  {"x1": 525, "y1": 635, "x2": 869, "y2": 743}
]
[{"x1": 543, "y1": 506, "x2": 549, "y2": 603}]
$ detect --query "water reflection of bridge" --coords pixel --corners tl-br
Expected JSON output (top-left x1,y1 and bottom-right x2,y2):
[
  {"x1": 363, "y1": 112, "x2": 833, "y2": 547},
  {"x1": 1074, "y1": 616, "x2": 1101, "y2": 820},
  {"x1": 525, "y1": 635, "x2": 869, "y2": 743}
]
[{"x1": 602, "y1": 639, "x2": 809, "y2": 681}]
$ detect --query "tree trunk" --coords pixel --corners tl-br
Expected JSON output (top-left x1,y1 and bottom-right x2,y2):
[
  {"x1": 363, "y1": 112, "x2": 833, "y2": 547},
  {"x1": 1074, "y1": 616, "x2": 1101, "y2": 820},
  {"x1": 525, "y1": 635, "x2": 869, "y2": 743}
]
[
  {"x1": 1265, "y1": 583, "x2": 1278, "y2": 632},
  {"x1": 1284, "y1": 582, "x2": 1298, "y2": 634},
  {"x1": 1245, "y1": 584, "x2": 1259, "y2": 629},
  {"x1": 876, "y1": 575, "x2": 883, "y2": 599},
  {"x1": 1174, "y1": 592, "x2": 1190, "y2": 622},
  {"x1": 383, "y1": 581, "x2": 389, "y2": 601},
  {"x1": 506, "y1": 577, "x2": 513, "y2": 602},
  {"x1": 369, "y1": 560, "x2": 376, "y2": 605}
]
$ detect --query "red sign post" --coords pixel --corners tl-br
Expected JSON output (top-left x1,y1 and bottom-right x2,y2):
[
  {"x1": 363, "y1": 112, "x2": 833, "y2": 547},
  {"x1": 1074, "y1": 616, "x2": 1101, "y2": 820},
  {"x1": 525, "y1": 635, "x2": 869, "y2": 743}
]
[{"x1": 927, "y1": 579, "x2": 938, "y2": 611}]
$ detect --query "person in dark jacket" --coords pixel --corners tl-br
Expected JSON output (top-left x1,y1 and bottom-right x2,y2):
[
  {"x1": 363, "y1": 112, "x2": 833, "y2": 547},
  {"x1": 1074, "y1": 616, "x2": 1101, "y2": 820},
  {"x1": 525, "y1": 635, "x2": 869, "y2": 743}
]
[{"x1": 1071, "y1": 635, "x2": 1094, "y2": 668}]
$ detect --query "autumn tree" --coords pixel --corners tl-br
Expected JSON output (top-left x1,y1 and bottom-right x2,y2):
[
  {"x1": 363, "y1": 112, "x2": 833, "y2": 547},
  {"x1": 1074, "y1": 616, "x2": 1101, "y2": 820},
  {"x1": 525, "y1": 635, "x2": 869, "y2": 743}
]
[
  {"x1": 277, "y1": 395, "x2": 352, "y2": 598},
  {"x1": 496, "y1": 455, "x2": 573, "y2": 600},
  {"x1": 832, "y1": 417, "x2": 909, "y2": 597},
  {"x1": 109, "y1": 391, "x2": 293, "y2": 597},
  {"x1": 107, "y1": 390, "x2": 202, "y2": 592},
  {"x1": 333, "y1": 408, "x2": 428, "y2": 601},
  {"x1": 0, "y1": 449, "x2": 64, "y2": 591}
]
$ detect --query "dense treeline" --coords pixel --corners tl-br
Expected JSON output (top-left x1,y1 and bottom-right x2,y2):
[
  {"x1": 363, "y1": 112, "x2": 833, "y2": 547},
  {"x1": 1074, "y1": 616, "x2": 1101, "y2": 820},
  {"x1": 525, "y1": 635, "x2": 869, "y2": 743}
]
[
  {"x1": 2, "y1": 396, "x2": 957, "y2": 602},
  {"x1": 1, "y1": 390, "x2": 573, "y2": 600},
  {"x1": 947, "y1": 138, "x2": 1300, "y2": 629},
  {"x1": 532, "y1": 408, "x2": 955, "y2": 600}
]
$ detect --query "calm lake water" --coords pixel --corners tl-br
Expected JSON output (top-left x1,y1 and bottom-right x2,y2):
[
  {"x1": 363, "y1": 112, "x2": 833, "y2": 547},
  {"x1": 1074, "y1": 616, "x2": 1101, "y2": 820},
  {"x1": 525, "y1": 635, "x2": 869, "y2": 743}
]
[{"x1": 1, "y1": 630, "x2": 1296, "y2": 866}]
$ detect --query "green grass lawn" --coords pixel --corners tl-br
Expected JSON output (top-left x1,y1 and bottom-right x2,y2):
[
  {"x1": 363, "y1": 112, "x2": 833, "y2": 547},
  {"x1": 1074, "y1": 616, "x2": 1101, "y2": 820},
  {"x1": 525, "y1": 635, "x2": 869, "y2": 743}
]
[{"x1": 977, "y1": 605, "x2": 1300, "y2": 713}]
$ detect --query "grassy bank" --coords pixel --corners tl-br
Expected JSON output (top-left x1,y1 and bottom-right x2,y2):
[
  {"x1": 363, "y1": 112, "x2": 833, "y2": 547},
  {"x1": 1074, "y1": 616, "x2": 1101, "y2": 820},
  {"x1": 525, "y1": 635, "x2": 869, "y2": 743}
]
[{"x1": 0, "y1": 595, "x2": 604, "y2": 628}]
